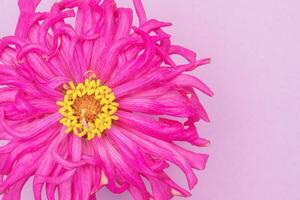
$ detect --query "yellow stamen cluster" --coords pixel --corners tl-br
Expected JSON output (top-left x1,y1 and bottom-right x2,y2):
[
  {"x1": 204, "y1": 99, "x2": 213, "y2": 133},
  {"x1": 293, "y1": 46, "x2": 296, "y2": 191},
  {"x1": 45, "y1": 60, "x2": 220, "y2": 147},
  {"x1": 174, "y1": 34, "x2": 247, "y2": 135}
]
[{"x1": 57, "y1": 78, "x2": 119, "y2": 140}]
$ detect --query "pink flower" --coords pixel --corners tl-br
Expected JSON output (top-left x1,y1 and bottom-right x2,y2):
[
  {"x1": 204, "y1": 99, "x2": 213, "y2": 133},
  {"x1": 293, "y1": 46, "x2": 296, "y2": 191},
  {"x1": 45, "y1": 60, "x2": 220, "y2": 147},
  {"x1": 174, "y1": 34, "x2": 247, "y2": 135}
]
[{"x1": 0, "y1": 0, "x2": 213, "y2": 199}]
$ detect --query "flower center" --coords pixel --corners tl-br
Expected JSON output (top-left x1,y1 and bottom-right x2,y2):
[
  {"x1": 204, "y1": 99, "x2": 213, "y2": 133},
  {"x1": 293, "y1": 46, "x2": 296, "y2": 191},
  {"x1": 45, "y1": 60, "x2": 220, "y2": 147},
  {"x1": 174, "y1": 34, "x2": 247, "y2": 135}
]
[
  {"x1": 73, "y1": 95, "x2": 102, "y2": 122},
  {"x1": 57, "y1": 78, "x2": 119, "y2": 140}
]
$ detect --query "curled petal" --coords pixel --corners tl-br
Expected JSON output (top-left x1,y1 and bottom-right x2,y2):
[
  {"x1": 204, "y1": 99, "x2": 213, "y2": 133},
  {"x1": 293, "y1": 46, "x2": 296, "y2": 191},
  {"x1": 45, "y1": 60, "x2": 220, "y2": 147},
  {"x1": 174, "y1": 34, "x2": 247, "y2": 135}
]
[
  {"x1": 117, "y1": 126, "x2": 207, "y2": 189},
  {"x1": 34, "y1": 169, "x2": 76, "y2": 184},
  {"x1": 0, "y1": 111, "x2": 61, "y2": 139},
  {"x1": 172, "y1": 74, "x2": 214, "y2": 97},
  {"x1": 133, "y1": 0, "x2": 147, "y2": 25},
  {"x1": 52, "y1": 151, "x2": 85, "y2": 169}
]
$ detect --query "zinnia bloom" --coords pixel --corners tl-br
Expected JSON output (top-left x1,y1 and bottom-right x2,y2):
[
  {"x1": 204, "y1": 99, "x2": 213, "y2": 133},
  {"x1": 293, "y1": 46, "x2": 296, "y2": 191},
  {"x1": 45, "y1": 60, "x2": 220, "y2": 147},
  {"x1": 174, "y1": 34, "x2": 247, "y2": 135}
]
[{"x1": 0, "y1": 0, "x2": 213, "y2": 199}]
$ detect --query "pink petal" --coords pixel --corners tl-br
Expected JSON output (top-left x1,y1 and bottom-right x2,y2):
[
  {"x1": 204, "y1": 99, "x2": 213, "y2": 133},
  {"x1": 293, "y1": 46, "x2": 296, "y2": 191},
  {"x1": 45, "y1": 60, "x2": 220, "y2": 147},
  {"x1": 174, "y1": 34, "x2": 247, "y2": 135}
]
[
  {"x1": 132, "y1": 0, "x2": 147, "y2": 25},
  {"x1": 172, "y1": 74, "x2": 214, "y2": 97}
]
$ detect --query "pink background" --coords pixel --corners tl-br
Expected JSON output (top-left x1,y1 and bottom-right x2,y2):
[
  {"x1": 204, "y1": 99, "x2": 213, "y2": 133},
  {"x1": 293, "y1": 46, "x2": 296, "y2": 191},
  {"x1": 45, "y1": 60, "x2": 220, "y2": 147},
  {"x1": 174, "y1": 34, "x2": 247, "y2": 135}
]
[{"x1": 0, "y1": 0, "x2": 300, "y2": 199}]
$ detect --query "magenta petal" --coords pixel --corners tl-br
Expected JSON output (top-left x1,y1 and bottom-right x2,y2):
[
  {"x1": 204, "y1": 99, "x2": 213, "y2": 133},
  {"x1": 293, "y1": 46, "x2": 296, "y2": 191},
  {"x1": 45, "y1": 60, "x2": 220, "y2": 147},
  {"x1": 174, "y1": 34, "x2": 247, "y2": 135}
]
[
  {"x1": 116, "y1": 111, "x2": 206, "y2": 146},
  {"x1": 52, "y1": 151, "x2": 85, "y2": 169},
  {"x1": 16, "y1": 0, "x2": 41, "y2": 38},
  {"x1": 116, "y1": 126, "x2": 207, "y2": 189},
  {"x1": 58, "y1": 180, "x2": 72, "y2": 200},
  {"x1": 132, "y1": 0, "x2": 147, "y2": 25},
  {"x1": 74, "y1": 166, "x2": 93, "y2": 200},
  {"x1": 0, "y1": 151, "x2": 42, "y2": 193},
  {"x1": 0, "y1": 111, "x2": 61, "y2": 139},
  {"x1": 35, "y1": 169, "x2": 76, "y2": 185},
  {"x1": 172, "y1": 74, "x2": 214, "y2": 97},
  {"x1": 2, "y1": 177, "x2": 28, "y2": 200},
  {"x1": 114, "y1": 8, "x2": 133, "y2": 40},
  {"x1": 118, "y1": 91, "x2": 195, "y2": 118},
  {"x1": 147, "y1": 176, "x2": 172, "y2": 200}
]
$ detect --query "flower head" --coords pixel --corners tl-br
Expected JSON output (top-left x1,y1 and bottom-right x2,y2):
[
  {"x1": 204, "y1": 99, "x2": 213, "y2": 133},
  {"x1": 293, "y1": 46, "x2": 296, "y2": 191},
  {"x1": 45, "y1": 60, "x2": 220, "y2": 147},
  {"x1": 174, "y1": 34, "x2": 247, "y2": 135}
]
[{"x1": 0, "y1": 0, "x2": 213, "y2": 199}]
